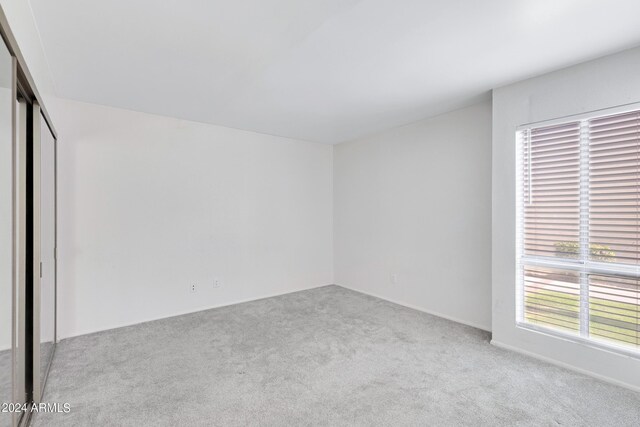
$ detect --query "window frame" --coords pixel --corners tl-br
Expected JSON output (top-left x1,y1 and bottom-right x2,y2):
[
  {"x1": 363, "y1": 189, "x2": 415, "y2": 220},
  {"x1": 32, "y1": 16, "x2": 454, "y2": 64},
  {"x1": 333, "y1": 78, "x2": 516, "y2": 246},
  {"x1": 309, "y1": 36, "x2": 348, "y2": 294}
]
[{"x1": 515, "y1": 101, "x2": 640, "y2": 358}]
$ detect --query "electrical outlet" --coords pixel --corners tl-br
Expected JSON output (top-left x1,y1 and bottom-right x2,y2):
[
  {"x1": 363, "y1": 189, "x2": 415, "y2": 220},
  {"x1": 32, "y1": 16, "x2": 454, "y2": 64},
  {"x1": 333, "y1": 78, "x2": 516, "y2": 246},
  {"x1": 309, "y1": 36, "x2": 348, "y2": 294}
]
[
  {"x1": 390, "y1": 273, "x2": 398, "y2": 285},
  {"x1": 190, "y1": 283, "x2": 197, "y2": 293},
  {"x1": 213, "y1": 278, "x2": 221, "y2": 288}
]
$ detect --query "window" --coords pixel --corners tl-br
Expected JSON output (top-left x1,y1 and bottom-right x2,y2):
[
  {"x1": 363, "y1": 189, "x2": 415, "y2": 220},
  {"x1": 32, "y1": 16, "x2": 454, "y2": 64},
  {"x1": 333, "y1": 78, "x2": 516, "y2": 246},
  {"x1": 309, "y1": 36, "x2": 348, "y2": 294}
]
[{"x1": 516, "y1": 106, "x2": 640, "y2": 354}]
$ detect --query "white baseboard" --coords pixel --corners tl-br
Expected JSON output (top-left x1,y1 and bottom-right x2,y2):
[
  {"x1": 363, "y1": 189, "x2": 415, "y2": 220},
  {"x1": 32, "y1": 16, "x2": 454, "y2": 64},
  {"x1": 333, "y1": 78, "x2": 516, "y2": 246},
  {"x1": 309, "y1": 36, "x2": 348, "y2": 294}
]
[
  {"x1": 490, "y1": 339, "x2": 640, "y2": 393},
  {"x1": 335, "y1": 283, "x2": 491, "y2": 332},
  {"x1": 58, "y1": 282, "x2": 639, "y2": 394},
  {"x1": 59, "y1": 283, "x2": 333, "y2": 341},
  {"x1": 337, "y1": 284, "x2": 640, "y2": 393}
]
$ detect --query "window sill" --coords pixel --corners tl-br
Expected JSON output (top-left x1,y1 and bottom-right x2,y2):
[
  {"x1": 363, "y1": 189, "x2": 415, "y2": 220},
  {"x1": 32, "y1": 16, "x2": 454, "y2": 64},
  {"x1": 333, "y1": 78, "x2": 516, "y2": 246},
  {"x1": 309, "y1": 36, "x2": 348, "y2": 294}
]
[{"x1": 516, "y1": 321, "x2": 640, "y2": 360}]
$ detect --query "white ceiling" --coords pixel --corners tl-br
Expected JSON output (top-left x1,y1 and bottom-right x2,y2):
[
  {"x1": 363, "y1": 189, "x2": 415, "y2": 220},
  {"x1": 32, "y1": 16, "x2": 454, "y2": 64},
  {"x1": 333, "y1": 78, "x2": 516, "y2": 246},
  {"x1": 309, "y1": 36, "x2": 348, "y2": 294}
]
[{"x1": 29, "y1": 0, "x2": 640, "y2": 144}]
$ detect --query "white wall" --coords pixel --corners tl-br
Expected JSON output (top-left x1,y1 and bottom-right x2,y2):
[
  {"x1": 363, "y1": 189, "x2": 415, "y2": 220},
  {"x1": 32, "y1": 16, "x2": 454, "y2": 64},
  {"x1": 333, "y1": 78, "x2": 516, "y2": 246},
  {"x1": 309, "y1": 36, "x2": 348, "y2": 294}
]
[
  {"x1": 334, "y1": 100, "x2": 493, "y2": 331},
  {"x1": 492, "y1": 46, "x2": 640, "y2": 391},
  {"x1": 52, "y1": 98, "x2": 333, "y2": 339}
]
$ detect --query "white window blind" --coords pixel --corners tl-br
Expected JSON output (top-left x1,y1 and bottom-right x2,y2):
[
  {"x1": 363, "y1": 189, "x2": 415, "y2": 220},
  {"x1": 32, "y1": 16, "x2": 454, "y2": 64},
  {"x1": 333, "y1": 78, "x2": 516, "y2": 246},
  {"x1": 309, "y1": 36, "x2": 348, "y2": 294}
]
[{"x1": 516, "y1": 107, "x2": 640, "y2": 353}]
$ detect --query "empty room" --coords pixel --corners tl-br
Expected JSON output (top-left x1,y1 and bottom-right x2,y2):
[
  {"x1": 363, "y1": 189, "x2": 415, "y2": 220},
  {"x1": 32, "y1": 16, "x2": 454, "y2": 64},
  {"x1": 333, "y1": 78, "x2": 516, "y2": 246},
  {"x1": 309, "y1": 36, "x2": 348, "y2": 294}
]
[{"x1": 1, "y1": 0, "x2": 640, "y2": 426}]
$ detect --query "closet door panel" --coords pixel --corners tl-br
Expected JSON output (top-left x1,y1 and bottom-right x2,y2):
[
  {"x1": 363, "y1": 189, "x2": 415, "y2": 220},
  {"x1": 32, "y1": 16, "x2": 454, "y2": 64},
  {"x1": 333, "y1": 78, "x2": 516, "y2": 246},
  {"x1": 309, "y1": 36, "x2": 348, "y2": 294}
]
[{"x1": 38, "y1": 113, "x2": 56, "y2": 397}]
